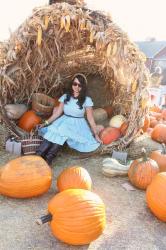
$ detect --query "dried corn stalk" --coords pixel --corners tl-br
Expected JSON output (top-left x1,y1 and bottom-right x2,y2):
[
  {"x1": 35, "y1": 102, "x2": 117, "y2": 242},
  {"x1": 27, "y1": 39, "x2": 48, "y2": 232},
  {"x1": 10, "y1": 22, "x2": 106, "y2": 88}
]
[{"x1": 0, "y1": 1, "x2": 150, "y2": 151}]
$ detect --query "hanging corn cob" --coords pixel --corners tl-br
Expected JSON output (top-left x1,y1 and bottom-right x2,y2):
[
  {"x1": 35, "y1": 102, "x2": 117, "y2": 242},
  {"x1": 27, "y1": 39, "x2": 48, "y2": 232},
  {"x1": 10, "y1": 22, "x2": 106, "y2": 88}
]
[
  {"x1": 37, "y1": 26, "x2": 42, "y2": 47},
  {"x1": 106, "y1": 43, "x2": 112, "y2": 57},
  {"x1": 131, "y1": 81, "x2": 137, "y2": 93},
  {"x1": 79, "y1": 19, "x2": 86, "y2": 30},
  {"x1": 44, "y1": 15, "x2": 49, "y2": 30},
  {"x1": 60, "y1": 16, "x2": 66, "y2": 29},
  {"x1": 89, "y1": 30, "x2": 96, "y2": 43},
  {"x1": 65, "y1": 15, "x2": 70, "y2": 32}
]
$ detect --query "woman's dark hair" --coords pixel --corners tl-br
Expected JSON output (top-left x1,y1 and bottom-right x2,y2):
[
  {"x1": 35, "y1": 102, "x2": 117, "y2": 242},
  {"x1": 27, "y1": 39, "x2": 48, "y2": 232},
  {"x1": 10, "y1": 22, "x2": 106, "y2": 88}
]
[{"x1": 64, "y1": 74, "x2": 87, "y2": 109}]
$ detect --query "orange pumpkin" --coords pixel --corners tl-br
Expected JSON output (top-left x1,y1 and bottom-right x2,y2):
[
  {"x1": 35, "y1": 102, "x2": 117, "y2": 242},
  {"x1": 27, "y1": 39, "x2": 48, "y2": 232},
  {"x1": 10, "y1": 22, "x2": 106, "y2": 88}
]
[
  {"x1": 150, "y1": 112, "x2": 162, "y2": 121},
  {"x1": 128, "y1": 149, "x2": 159, "y2": 190},
  {"x1": 18, "y1": 110, "x2": 41, "y2": 132},
  {"x1": 146, "y1": 172, "x2": 166, "y2": 222},
  {"x1": 161, "y1": 109, "x2": 166, "y2": 120},
  {"x1": 150, "y1": 119, "x2": 158, "y2": 128},
  {"x1": 0, "y1": 156, "x2": 52, "y2": 198},
  {"x1": 149, "y1": 116, "x2": 156, "y2": 124},
  {"x1": 57, "y1": 166, "x2": 92, "y2": 192},
  {"x1": 142, "y1": 115, "x2": 150, "y2": 132},
  {"x1": 151, "y1": 124, "x2": 166, "y2": 143},
  {"x1": 120, "y1": 122, "x2": 129, "y2": 136},
  {"x1": 99, "y1": 127, "x2": 121, "y2": 145},
  {"x1": 149, "y1": 145, "x2": 166, "y2": 172},
  {"x1": 37, "y1": 189, "x2": 106, "y2": 245},
  {"x1": 149, "y1": 105, "x2": 161, "y2": 113}
]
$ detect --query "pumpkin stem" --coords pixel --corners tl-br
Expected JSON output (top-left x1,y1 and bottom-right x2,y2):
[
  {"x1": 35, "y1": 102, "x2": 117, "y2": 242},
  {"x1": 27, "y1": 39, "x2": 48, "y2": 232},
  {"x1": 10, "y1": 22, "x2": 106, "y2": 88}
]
[
  {"x1": 36, "y1": 213, "x2": 52, "y2": 225},
  {"x1": 162, "y1": 143, "x2": 166, "y2": 154},
  {"x1": 141, "y1": 148, "x2": 148, "y2": 161}
]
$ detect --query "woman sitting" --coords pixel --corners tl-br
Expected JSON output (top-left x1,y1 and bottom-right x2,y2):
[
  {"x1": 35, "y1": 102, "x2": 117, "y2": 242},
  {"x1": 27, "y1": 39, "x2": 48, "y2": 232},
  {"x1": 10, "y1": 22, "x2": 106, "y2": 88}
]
[{"x1": 36, "y1": 73, "x2": 102, "y2": 165}]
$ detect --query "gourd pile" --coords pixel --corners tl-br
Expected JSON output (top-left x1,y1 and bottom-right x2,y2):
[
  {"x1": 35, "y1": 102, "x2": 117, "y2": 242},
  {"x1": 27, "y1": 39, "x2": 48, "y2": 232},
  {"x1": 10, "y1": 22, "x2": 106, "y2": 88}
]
[
  {"x1": 0, "y1": 141, "x2": 166, "y2": 247},
  {"x1": 98, "y1": 114, "x2": 126, "y2": 144},
  {"x1": 0, "y1": 158, "x2": 106, "y2": 245},
  {"x1": 143, "y1": 105, "x2": 166, "y2": 138},
  {"x1": 102, "y1": 146, "x2": 166, "y2": 222},
  {"x1": 37, "y1": 165, "x2": 106, "y2": 245},
  {"x1": 3, "y1": 93, "x2": 60, "y2": 135}
]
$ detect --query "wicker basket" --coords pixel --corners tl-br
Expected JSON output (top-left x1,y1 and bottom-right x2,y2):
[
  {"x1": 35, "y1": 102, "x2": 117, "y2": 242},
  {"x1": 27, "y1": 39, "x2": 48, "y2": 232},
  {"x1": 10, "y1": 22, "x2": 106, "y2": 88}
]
[
  {"x1": 21, "y1": 132, "x2": 43, "y2": 155},
  {"x1": 32, "y1": 93, "x2": 55, "y2": 116}
]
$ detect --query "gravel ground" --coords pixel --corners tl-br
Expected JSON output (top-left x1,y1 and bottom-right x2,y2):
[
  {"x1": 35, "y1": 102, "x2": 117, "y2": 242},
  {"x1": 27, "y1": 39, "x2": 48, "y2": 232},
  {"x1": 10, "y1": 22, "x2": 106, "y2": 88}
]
[{"x1": 0, "y1": 150, "x2": 166, "y2": 250}]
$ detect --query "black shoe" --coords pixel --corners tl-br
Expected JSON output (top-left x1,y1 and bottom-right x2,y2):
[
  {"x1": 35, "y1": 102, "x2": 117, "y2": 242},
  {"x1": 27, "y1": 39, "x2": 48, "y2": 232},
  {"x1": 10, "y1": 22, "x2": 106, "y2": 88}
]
[
  {"x1": 36, "y1": 139, "x2": 53, "y2": 157},
  {"x1": 45, "y1": 143, "x2": 61, "y2": 166}
]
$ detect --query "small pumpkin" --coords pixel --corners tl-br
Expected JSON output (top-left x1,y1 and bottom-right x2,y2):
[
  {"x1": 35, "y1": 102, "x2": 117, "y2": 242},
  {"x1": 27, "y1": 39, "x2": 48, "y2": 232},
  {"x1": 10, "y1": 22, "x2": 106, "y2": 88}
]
[
  {"x1": 150, "y1": 119, "x2": 158, "y2": 128},
  {"x1": 99, "y1": 127, "x2": 121, "y2": 145},
  {"x1": 142, "y1": 115, "x2": 150, "y2": 132},
  {"x1": 36, "y1": 189, "x2": 106, "y2": 245},
  {"x1": 57, "y1": 166, "x2": 92, "y2": 192},
  {"x1": 161, "y1": 109, "x2": 166, "y2": 120},
  {"x1": 149, "y1": 144, "x2": 166, "y2": 172},
  {"x1": 150, "y1": 111, "x2": 162, "y2": 121},
  {"x1": 0, "y1": 156, "x2": 52, "y2": 198},
  {"x1": 146, "y1": 172, "x2": 166, "y2": 222},
  {"x1": 109, "y1": 115, "x2": 126, "y2": 128},
  {"x1": 151, "y1": 124, "x2": 166, "y2": 143},
  {"x1": 149, "y1": 105, "x2": 161, "y2": 113},
  {"x1": 128, "y1": 148, "x2": 159, "y2": 190},
  {"x1": 18, "y1": 110, "x2": 42, "y2": 132}
]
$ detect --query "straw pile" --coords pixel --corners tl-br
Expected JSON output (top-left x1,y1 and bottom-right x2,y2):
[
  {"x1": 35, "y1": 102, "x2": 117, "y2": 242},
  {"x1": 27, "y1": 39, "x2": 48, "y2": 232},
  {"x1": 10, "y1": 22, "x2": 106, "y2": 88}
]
[{"x1": 0, "y1": 0, "x2": 151, "y2": 153}]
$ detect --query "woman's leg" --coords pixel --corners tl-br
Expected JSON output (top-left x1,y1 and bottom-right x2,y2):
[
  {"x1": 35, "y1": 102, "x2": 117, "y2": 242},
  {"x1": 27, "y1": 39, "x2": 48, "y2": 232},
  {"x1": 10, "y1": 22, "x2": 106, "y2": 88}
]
[
  {"x1": 44, "y1": 143, "x2": 61, "y2": 165},
  {"x1": 36, "y1": 139, "x2": 53, "y2": 158}
]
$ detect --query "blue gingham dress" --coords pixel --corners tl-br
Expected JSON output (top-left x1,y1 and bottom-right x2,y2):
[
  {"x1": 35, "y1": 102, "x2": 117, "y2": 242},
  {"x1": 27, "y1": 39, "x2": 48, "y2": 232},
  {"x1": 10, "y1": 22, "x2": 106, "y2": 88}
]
[{"x1": 40, "y1": 94, "x2": 100, "y2": 152}]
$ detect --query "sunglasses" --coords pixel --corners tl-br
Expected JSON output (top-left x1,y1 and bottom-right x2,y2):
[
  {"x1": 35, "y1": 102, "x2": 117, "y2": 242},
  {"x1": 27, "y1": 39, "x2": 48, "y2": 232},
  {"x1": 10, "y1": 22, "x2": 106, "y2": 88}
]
[{"x1": 72, "y1": 82, "x2": 82, "y2": 88}]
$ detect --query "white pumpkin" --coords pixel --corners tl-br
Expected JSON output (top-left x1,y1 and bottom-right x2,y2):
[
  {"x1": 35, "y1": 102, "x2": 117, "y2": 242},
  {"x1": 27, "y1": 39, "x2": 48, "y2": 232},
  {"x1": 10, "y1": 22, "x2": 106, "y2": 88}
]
[
  {"x1": 4, "y1": 104, "x2": 28, "y2": 120},
  {"x1": 109, "y1": 115, "x2": 126, "y2": 128}
]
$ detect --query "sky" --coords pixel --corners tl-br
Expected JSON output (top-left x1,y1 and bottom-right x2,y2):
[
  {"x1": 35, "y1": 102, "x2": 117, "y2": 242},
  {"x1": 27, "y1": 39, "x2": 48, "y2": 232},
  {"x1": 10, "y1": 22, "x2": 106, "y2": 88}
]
[{"x1": 0, "y1": 0, "x2": 165, "y2": 42}]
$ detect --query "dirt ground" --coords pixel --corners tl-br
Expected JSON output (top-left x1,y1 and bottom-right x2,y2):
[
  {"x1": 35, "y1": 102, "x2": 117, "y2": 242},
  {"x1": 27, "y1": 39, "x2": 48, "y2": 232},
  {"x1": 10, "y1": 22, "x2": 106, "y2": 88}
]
[{"x1": 0, "y1": 149, "x2": 166, "y2": 250}]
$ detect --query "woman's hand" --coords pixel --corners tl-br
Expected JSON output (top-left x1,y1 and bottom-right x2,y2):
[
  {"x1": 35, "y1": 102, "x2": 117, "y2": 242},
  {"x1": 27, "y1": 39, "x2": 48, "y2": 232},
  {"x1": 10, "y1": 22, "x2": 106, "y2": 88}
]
[
  {"x1": 94, "y1": 133, "x2": 103, "y2": 144},
  {"x1": 39, "y1": 123, "x2": 45, "y2": 129},
  {"x1": 36, "y1": 123, "x2": 46, "y2": 130}
]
